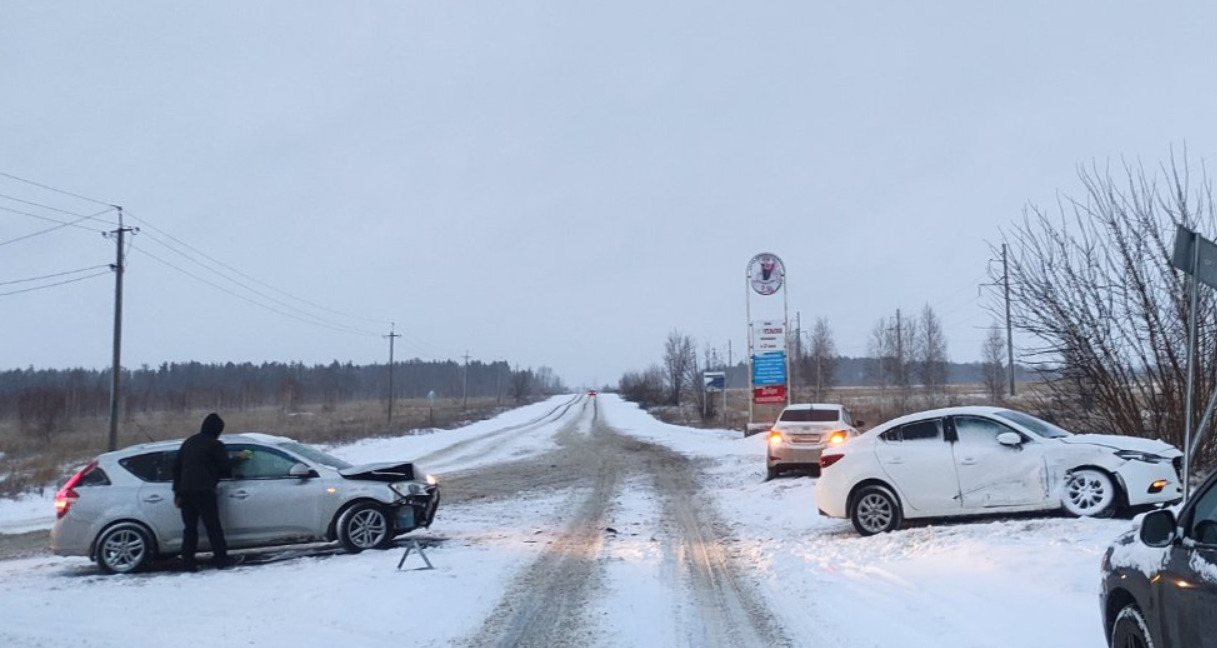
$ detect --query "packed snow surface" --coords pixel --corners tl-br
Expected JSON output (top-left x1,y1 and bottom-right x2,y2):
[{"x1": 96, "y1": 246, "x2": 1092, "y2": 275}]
[{"x1": 0, "y1": 394, "x2": 1128, "y2": 647}]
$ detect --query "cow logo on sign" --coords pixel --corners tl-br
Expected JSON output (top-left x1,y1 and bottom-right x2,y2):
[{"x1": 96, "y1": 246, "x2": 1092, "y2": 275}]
[{"x1": 747, "y1": 253, "x2": 785, "y2": 296}]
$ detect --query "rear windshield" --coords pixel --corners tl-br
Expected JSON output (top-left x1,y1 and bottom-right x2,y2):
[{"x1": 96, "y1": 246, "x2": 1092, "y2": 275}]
[{"x1": 779, "y1": 408, "x2": 841, "y2": 423}]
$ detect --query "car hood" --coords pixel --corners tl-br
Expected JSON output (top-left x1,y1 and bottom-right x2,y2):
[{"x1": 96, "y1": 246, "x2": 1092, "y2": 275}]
[
  {"x1": 1058, "y1": 433, "x2": 1181, "y2": 457},
  {"x1": 338, "y1": 461, "x2": 420, "y2": 482}
]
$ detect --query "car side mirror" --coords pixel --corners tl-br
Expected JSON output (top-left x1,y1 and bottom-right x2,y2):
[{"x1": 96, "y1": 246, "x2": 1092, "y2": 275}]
[
  {"x1": 289, "y1": 463, "x2": 318, "y2": 479},
  {"x1": 1140, "y1": 509, "x2": 1177, "y2": 548},
  {"x1": 997, "y1": 432, "x2": 1023, "y2": 447}
]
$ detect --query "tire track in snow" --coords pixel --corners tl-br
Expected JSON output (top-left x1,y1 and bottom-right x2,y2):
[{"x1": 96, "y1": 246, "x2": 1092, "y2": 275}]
[
  {"x1": 461, "y1": 399, "x2": 795, "y2": 647},
  {"x1": 413, "y1": 394, "x2": 583, "y2": 473}
]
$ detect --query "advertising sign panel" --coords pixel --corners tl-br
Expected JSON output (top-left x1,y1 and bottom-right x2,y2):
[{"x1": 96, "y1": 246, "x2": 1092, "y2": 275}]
[
  {"x1": 751, "y1": 351, "x2": 787, "y2": 386},
  {"x1": 747, "y1": 253, "x2": 785, "y2": 296},
  {"x1": 751, "y1": 320, "x2": 786, "y2": 353},
  {"x1": 703, "y1": 371, "x2": 726, "y2": 392},
  {"x1": 753, "y1": 385, "x2": 787, "y2": 404}
]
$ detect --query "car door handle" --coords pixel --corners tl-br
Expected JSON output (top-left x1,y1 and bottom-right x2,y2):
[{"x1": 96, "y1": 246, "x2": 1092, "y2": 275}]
[
  {"x1": 142, "y1": 494, "x2": 165, "y2": 503},
  {"x1": 229, "y1": 490, "x2": 250, "y2": 500},
  {"x1": 959, "y1": 458, "x2": 978, "y2": 465},
  {"x1": 885, "y1": 457, "x2": 904, "y2": 465}
]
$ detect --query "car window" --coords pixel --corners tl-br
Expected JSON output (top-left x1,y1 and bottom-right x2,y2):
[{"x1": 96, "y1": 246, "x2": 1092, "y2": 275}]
[
  {"x1": 900, "y1": 419, "x2": 942, "y2": 442},
  {"x1": 119, "y1": 450, "x2": 178, "y2": 483},
  {"x1": 953, "y1": 416, "x2": 1019, "y2": 446},
  {"x1": 226, "y1": 444, "x2": 300, "y2": 480},
  {"x1": 778, "y1": 408, "x2": 842, "y2": 423},
  {"x1": 276, "y1": 440, "x2": 352, "y2": 470},
  {"x1": 1185, "y1": 480, "x2": 1217, "y2": 545},
  {"x1": 993, "y1": 410, "x2": 1071, "y2": 439},
  {"x1": 879, "y1": 428, "x2": 901, "y2": 442}
]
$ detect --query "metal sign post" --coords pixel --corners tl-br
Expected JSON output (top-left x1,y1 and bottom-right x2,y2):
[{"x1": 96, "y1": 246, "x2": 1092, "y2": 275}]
[
  {"x1": 745, "y1": 253, "x2": 789, "y2": 428},
  {"x1": 1170, "y1": 225, "x2": 1217, "y2": 499}
]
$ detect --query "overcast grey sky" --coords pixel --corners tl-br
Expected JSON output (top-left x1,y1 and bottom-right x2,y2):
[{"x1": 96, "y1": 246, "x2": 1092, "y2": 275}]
[{"x1": 4, "y1": 2, "x2": 1217, "y2": 388}]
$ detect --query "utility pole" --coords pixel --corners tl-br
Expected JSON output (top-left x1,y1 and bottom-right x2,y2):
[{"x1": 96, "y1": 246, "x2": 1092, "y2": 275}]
[
  {"x1": 1002, "y1": 243, "x2": 1015, "y2": 397},
  {"x1": 385, "y1": 323, "x2": 401, "y2": 427},
  {"x1": 106, "y1": 206, "x2": 136, "y2": 452},
  {"x1": 462, "y1": 351, "x2": 470, "y2": 411}
]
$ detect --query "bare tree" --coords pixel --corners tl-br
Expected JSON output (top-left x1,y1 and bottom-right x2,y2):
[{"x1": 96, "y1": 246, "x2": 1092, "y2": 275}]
[
  {"x1": 867, "y1": 312, "x2": 915, "y2": 413},
  {"x1": 618, "y1": 365, "x2": 666, "y2": 407},
  {"x1": 916, "y1": 304, "x2": 950, "y2": 406},
  {"x1": 981, "y1": 324, "x2": 1007, "y2": 403},
  {"x1": 510, "y1": 368, "x2": 534, "y2": 404},
  {"x1": 997, "y1": 154, "x2": 1217, "y2": 467},
  {"x1": 663, "y1": 330, "x2": 697, "y2": 406},
  {"x1": 806, "y1": 317, "x2": 838, "y2": 402}
]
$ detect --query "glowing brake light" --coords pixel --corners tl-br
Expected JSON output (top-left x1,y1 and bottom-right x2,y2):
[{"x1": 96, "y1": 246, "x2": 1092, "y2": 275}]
[
  {"x1": 820, "y1": 453, "x2": 845, "y2": 469},
  {"x1": 54, "y1": 460, "x2": 97, "y2": 519},
  {"x1": 768, "y1": 431, "x2": 785, "y2": 446},
  {"x1": 827, "y1": 431, "x2": 848, "y2": 445}
]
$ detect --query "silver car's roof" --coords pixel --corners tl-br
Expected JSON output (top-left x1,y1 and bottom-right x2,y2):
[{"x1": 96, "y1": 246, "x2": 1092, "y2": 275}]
[{"x1": 99, "y1": 433, "x2": 297, "y2": 459}]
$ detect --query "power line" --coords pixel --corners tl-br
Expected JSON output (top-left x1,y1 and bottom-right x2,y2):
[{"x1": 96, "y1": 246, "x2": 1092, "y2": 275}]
[
  {"x1": 126, "y1": 210, "x2": 388, "y2": 327},
  {"x1": 0, "y1": 203, "x2": 110, "y2": 231},
  {"x1": 0, "y1": 194, "x2": 118, "y2": 226},
  {"x1": 0, "y1": 265, "x2": 111, "y2": 286},
  {"x1": 130, "y1": 243, "x2": 381, "y2": 337},
  {"x1": 0, "y1": 170, "x2": 115, "y2": 207},
  {"x1": 0, "y1": 269, "x2": 111, "y2": 297},
  {"x1": 0, "y1": 208, "x2": 117, "y2": 247},
  {"x1": 133, "y1": 232, "x2": 382, "y2": 336}
]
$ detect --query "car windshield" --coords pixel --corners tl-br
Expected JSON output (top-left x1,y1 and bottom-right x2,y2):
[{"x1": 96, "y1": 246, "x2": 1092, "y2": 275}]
[
  {"x1": 275, "y1": 440, "x2": 353, "y2": 469},
  {"x1": 993, "y1": 410, "x2": 1072, "y2": 439},
  {"x1": 779, "y1": 408, "x2": 841, "y2": 423}
]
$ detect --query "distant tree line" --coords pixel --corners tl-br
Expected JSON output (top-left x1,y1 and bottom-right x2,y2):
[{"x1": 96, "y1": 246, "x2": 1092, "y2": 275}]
[
  {"x1": 618, "y1": 316, "x2": 1032, "y2": 422},
  {"x1": 0, "y1": 360, "x2": 565, "y2": 431}
]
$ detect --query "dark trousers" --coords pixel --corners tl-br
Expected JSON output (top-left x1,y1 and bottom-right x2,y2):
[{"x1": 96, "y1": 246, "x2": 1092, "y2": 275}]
[{"x1": 179, "y1": 490, "x2": 228, "y2": 565}]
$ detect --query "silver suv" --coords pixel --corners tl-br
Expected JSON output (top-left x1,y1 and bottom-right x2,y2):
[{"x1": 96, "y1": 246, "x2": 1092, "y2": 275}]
[{"x1": 51, "y1": 433, "x2": 440, "y2": 574}]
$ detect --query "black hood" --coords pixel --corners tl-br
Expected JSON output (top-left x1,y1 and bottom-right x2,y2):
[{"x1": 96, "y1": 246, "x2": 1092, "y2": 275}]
[
  {"x1": 339, "y1": 461, "x2": 418, "y2": 482},
  {"x1": 200, "y1": 412, "x2": 225, "y2": 438}
]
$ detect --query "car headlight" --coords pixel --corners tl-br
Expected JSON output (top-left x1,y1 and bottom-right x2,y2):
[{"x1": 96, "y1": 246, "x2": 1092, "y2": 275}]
[
  {"x1": 390, "y1": 481, "x2": 430, "y2": 498},
  {"x1": 1115, "y1": 449, "x2": 1167, "y2": 464}
]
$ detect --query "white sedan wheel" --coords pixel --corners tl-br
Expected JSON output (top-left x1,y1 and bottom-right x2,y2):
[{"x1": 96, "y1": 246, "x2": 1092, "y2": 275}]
[{"x1": 1061, "y1": 468, "x2": 1116, "y2": 517}]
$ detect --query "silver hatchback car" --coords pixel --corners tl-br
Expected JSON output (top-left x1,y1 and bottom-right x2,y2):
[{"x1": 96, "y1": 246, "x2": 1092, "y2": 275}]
[{"x1": 51, "y1": 433, "x2": 440, "y2": 574}]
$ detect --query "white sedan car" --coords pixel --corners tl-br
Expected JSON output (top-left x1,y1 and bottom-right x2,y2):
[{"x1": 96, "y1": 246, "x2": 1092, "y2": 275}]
[{"x1": 815, "y1": 406, "x2": 1183, "y2": 535}]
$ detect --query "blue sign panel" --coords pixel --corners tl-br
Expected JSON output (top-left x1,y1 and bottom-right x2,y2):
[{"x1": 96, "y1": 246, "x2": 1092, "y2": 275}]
[{"x1": 751, "y1": 351, "x2": 787, "y2": 386}]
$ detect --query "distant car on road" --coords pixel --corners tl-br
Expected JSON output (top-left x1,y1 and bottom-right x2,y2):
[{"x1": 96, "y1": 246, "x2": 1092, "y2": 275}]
[
  {"x1": 766, "y1": 403, "x2": 861, "y2": 480},
  {"x1": 1101, "y1": 464, "x2": 1217, "y2": 647},
  {"x1": 51, "y1": 433, "x2": 440, "y2": 574},
  {"x1": 816, "y1": 406, "x2": 1182, "y2": 535},
  {"x1": 588, "y1": 390, "x2": 598, "y2": 396}
]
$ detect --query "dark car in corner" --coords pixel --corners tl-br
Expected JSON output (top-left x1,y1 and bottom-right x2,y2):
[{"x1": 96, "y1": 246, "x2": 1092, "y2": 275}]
[{"x1": 1101, "y1": 464, "x2": 1217, "y2": 647}]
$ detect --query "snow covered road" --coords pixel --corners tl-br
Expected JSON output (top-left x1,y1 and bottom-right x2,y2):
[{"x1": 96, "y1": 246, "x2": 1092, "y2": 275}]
[{"x1": 0, "y1": 394, "x2": 1127, "y2": 647}]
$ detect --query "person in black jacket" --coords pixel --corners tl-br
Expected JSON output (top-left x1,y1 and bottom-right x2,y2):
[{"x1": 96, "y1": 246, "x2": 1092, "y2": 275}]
[{"x1": 172, "y1": 412, "x2": 236, "y2": 570}]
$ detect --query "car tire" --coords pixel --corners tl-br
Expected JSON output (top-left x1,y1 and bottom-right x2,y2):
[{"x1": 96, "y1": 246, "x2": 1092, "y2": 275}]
[
  {"x1": 766, "y1": 466, "x2": 780, "y2": 481},
  {"x1": 1111, "y1": 604, "x2": 1156, "y2": 648},
  {"x1": 95, "y1": 522, "x2": 154, "y2": 574},
  {"x1": 850, "y1": 485, "x2": 903, "y2": 536},
  {"x1": 1062, "y1": 468, "x2": 1117, "y2": 518},
  {"x1": 337, "y1": 502, "x2": 394, "y2": 552}
]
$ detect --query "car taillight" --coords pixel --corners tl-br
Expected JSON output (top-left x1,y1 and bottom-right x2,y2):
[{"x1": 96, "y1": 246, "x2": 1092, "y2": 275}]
[
  {"x1": 54, "y1": 460, "x2": 97, "y2": 519},
  {"x1": 827, "y1": 430, "x2": 848, "y2": 445},
  {"x1": 768, "y1": 431, "x2": 784, "y2": 445},
  {"x1": 820, "y1": 453, "x2": 844, "y2": 469}
]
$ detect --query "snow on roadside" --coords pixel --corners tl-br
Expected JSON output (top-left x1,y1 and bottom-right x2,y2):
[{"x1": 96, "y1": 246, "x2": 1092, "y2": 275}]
[
  {"x1": 0, "y1": 394, "x2": 1142, "y2": 647},
  {"x1": 601, "y1": 395, "x2": 1128, "y2": 648}
]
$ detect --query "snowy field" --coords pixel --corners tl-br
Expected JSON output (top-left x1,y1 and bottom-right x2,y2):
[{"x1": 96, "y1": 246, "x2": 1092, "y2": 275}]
[{"x1": 0, "y1": 394, "x2": 1123, "y2": 647}]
